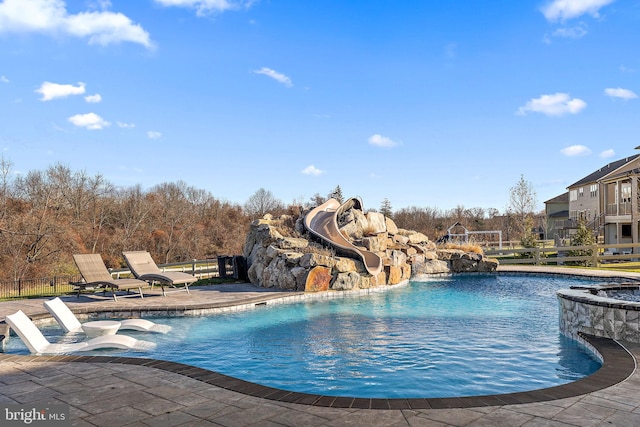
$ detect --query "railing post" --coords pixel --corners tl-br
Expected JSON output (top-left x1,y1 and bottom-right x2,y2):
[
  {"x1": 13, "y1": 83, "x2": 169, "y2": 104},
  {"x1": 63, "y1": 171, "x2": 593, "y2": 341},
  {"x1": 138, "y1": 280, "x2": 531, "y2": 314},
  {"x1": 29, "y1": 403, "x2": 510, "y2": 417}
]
[
  {"x1": 592, "y1": 244, "x2": 598, "y2": 266},
  {"x1": 535, "y1": 248, "x2": 540, "y2": 265}
]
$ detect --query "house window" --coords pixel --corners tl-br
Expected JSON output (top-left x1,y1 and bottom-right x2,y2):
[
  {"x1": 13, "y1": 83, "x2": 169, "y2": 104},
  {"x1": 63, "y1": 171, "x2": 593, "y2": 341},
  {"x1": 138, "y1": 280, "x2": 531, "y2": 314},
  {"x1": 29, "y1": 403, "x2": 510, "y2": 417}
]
[
  {"x1": 578, "y1": 188, "x2": 584, "y2": 197},
  {"x1": 570, "y1": 190, "x2": 577, "y2": 201},
  {"x1": 622, "y1": 224, "x2": 632, "y2": 238},
  {"x1": 590, "y1": 184, "x2": 598, "y2": 197},
  {"x1": 621, "y1": 182, "x2": 632, "y2": 203}
]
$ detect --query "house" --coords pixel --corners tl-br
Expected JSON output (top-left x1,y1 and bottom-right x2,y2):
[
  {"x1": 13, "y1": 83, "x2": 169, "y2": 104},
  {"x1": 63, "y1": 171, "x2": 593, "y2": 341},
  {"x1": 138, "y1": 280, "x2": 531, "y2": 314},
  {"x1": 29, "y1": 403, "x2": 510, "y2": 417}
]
[
  {"x1": 544, "y1": 192, "x2": 569, "y2": 243},
  {"x1": 599, "y1": 156, "x2": 640, "y2": 248},
  {"x1": 554, "y1": 152, "x2": 640, "y2": 249}
]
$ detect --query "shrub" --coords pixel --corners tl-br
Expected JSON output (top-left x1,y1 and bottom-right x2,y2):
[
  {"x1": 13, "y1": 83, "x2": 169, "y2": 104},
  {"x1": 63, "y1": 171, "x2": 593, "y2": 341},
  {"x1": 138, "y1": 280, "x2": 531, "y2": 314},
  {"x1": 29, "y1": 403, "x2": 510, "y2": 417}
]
[{"x1": 567, "y1": 219, "x2": 596, "y2": 266}]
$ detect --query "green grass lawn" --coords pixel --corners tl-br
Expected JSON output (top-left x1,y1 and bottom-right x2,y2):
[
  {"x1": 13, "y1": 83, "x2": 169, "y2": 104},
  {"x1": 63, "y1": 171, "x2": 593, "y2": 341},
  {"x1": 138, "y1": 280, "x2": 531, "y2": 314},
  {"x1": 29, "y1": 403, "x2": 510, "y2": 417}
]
[{"x1": 582, "y1": 262, "x2": 640, "y2": 273}]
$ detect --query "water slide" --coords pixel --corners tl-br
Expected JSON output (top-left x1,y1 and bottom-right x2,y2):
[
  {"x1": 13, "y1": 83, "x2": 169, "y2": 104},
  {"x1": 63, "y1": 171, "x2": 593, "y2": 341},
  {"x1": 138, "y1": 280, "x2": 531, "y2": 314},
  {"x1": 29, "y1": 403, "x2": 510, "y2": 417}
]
[{"x1": 303, "y1": 198, "x2": 383, "y2": 276}]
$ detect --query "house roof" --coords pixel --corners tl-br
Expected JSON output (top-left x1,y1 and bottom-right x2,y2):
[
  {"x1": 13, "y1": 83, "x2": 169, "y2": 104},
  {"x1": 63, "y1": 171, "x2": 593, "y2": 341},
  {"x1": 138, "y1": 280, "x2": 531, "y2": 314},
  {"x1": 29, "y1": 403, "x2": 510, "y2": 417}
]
[
  {"x1": 568, "y1": 154, "x2": 640, "y2": 187},
  {"x1": 544, "y1": 192, "x2": 568, "y2": 204},
  {"x1": 600, "y1": 167, "x2": 640, "y2": 182},
  {"x1": 548, "y1": 210, "x2": 569, "y2": 218}
]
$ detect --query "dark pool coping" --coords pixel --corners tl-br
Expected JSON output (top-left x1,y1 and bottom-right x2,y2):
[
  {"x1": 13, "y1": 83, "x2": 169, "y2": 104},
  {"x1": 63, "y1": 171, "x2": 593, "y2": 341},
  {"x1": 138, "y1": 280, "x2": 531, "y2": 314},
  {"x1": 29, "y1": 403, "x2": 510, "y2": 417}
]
[
  {"x1": 558, "y1": 284, "x2": 640, "y2": 311},
  {"x1": 0, "y1": 333, "x2": 634, "y2": 409}
]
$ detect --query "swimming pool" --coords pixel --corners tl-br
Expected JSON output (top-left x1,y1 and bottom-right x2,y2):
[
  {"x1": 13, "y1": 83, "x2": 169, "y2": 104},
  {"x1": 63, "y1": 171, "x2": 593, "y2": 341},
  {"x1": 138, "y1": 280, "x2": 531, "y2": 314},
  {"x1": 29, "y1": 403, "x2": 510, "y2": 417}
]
[{"x1": 5, "y1": 274, "x2": 603, "y2": 398}]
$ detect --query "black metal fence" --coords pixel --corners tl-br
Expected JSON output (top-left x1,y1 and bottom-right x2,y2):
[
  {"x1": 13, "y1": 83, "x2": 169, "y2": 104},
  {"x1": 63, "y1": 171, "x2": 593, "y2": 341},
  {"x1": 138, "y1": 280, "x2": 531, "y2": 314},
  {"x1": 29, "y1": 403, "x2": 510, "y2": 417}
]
[
  {"x1": 0, "y1": 275, "x2": 82, "y2": 300},
  {"x1": 0, "y1": 256, "x2": 248, "y2": 300}
]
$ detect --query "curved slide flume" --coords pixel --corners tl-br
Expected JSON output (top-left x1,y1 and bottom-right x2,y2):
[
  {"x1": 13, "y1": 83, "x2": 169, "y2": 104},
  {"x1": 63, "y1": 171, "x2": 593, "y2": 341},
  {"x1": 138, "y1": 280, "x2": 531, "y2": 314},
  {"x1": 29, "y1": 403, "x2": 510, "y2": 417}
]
[{"x1": 303, "y1": 198, "x2": 383, "y2": 276}]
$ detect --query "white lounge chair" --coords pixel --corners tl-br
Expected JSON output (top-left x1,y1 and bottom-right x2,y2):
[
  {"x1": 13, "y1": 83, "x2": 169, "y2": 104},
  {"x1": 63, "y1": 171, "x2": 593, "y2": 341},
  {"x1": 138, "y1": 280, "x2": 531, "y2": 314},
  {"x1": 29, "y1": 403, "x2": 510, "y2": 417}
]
[
  {"x1": 122, "y1": 251, "x2": 195, "y2": 296},
  {"x1": 44, "y1": 297, "x2": 171, "y2": 334},
  {"x1": 5, "y1": 310, "x2": 156, "y2": 355}
]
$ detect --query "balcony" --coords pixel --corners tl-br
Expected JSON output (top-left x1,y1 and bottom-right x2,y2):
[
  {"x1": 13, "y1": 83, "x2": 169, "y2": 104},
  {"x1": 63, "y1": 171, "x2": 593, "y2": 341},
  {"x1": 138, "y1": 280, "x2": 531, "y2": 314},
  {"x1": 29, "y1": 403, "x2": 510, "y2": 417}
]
[{"x1": 606, "y1": 202, "x2": 633, "y2": 216}]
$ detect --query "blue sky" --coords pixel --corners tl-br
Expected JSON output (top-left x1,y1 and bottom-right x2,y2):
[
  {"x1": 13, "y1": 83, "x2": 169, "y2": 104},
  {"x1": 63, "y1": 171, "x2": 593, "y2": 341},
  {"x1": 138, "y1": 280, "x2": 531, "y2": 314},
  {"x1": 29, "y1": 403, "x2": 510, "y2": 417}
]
[{"x1": 1, "y1": 0, "x2": 639, "y2": 213}]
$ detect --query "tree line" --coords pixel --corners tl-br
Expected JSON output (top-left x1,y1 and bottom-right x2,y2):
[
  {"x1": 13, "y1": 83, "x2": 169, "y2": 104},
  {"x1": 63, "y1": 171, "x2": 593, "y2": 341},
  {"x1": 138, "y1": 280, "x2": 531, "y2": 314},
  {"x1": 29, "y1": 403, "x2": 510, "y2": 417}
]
[
  {"x1": 0, "y1": 159, "x2": 247, "y2": 282},
  {"x1": 0, "y1": 159, "x2": 542, "y2": 282}
]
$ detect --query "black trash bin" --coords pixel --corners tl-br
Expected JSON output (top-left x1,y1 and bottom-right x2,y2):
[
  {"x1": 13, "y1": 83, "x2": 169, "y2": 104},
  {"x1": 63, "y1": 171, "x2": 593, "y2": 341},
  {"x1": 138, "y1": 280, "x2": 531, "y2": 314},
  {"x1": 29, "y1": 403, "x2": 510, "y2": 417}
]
[
  {"x1": 217, "y1": 256, "x2": 232, "y2": 278},
  {"x1": 232, "y1": 256, "x2": 248, "y2": 281}
]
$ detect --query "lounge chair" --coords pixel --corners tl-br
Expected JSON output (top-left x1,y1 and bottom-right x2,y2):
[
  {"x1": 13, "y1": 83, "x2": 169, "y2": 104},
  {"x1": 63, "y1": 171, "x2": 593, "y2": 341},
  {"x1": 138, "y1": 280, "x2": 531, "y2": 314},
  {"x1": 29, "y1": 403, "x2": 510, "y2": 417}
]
[
  {"x1": 122, "y1": 251, "x2": 195, "y2": 296},
  {"x1": 73, "y1": 253, "x2": 150, "y2": 301},
  {"x1": 44, "y1": 297, "x2": 172, "y2": 334},
  {"x1": 4, "y1": 310, "x2": 156, "y2": 355}
]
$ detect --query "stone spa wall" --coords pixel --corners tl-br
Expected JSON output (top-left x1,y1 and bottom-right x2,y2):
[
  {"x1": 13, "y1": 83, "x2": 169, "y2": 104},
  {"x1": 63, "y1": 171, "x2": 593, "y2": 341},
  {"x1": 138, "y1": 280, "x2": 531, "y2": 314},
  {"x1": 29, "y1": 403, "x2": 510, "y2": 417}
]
[{"x1": 558, "y1": 284, "x2": 640, "y2": 344}]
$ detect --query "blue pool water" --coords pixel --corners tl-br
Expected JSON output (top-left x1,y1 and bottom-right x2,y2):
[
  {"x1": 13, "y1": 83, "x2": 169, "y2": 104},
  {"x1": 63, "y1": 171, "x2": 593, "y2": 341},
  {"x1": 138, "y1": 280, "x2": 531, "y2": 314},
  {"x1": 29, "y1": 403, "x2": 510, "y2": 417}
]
[{"x1": 5, "y1": 274, "x2": 602, "y2": 398}]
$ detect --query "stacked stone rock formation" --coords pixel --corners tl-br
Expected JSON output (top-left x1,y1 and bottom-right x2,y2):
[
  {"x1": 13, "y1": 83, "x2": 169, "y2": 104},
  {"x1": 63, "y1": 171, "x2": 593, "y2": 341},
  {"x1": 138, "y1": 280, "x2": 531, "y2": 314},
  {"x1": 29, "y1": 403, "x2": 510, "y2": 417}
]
[{"x1": 243, "y1": 205, "x2": 498, "y2": 292}]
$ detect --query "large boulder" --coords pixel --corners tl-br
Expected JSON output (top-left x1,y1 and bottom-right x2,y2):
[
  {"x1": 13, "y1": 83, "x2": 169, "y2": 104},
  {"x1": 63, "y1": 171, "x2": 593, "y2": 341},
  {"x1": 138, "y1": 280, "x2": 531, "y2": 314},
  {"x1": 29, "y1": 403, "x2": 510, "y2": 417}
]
[
  {"x1": 385, "y1": 217, "x2": 399, "y2": 235},
  {"x1": 411, "y1": 258, "x2": 450, "y2": 275},
  {"x1": 365, "y1": 212, "x2": 387, "y2": 234},
  {"x1": 304, "y1": 266, "x2": 332, "y2": 292},
  {"x1": 331, "y1": 272, "x2": 361, "y2": 291}
]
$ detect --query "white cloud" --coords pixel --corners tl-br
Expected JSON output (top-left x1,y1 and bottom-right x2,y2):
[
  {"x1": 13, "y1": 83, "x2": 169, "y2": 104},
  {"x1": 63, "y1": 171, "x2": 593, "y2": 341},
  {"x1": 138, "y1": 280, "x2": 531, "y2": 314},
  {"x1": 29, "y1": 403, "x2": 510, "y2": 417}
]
[
  {"x1": 68, "y1": 112, "x2": 110, "y2": 130},
  {"x1": 84, "y1": 93, "x2": 102, "y2": 103},
  {"x1": 552, "y1": 23, "x2": 588, "y2": 39},
  {"x1": 0, "y1": 75, "x2": 8, "y2": 83},
  {"x1": 0, "y1": 0, "x2": 152, "y2": 48},
  {"x1": 604, "y1": 87, "x2": 638, "y2": 100},
  {"x1": 600, "y1": 149, "x2": 615, "y2": 158},
  {"x1": 147, "y1": 131, "x2": 162, "y2": 139},
  {"x1": 253, "y1": 67, "x2": 293, "y2": 87},
  {"x1": 541, "y1": 0, "x2": 614, "y2": 22},
  {"x1": 36, "y1": 81, "x2": 85, "y2": 101},
  {"x1": 117, "y1": 121, "x2": 135, "y2": 128},
  {"x1": 301, "y1": 165, "x2": 324, "y2": 176},
  {"x1": 516, "y1": 93, "x2": 587, "y2": 117},
  {"x1": 154, "y1": 0, "x2": 255, "y2": 16},
  {"x1": 560, "y1": 145, "x2": 592, "y2": 156},
  {"x1": 88, "y1": 0, "x2": 112, "y2": 10},
  {"x1": 368, "y1": 134, "x2": 400, "y2": 148}
]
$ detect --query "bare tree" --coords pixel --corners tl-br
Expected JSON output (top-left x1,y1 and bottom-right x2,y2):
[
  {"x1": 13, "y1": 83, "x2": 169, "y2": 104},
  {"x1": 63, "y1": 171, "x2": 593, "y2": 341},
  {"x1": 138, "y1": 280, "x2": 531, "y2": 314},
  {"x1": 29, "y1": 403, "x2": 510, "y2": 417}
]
[
  {"x1": 104, "y1": 184, "x2": 152, "y2": 267},
  {"x1": 508, "y1": 175, "x2": 538, "y2": 239},
  {"x1": 6, "y1": 168, "x2": 73, "y2": 279},
  {"x1": 308, "y1": 193, "x2": 326, "y2": 208},
  {"x1": 147, "y1": 181, "x2": 195, "y2": 264},
  {"x1": 244, "y1": 188, "x2": 284, "y2": 219},
  {"x1": 0, "y1": 155, "x2": 12, "y2": 221}
]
